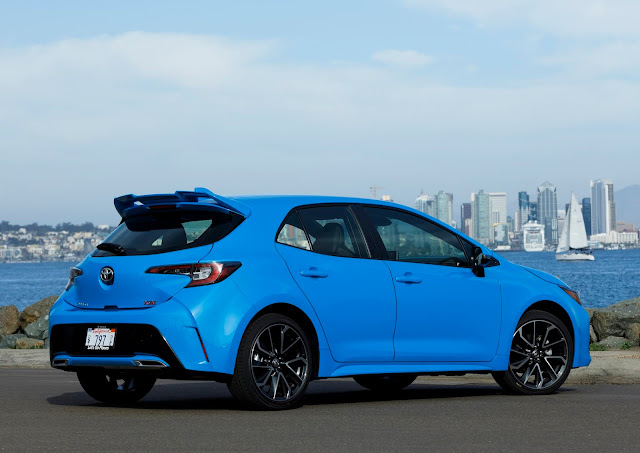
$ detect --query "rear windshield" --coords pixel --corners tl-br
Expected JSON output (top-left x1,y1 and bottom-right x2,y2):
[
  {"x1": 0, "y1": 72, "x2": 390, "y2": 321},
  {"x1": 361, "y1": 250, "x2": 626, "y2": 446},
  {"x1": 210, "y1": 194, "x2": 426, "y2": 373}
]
[{"x1": 92, "y1": 210, "x2": 243, "y2": 257}]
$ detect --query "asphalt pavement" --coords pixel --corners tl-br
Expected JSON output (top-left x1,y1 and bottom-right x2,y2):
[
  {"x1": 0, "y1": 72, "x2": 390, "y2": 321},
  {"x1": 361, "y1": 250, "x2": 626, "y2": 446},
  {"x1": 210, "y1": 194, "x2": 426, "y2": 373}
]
[{"x1": 1, "y1": 368, "x2": 638, "y2": 452}]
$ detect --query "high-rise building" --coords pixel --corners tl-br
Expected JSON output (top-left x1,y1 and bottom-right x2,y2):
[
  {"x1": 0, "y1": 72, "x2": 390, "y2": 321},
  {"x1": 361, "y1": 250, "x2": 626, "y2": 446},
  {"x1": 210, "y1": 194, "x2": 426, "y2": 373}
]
[
  {"x1": 460, "y1": 203, "x2": 471, "y2": 236},
  {"x1": 415, "y1": 193, "x2": 435, "y2": 217},
  {"x1": 582, "y1": 198, "x2": 592, "y2": 237},
  {"x1": 471, "y1": 190, "x2": 491, "y2": 245},
  {"x1": 517, "y1": 191, "x2": 530, "y2": 232},
  {"x1": 488, "y1": 192, "x2": 507, "y2": 244},
  {"x1": 435, "y1": 191, "x2": 454, "y2": 226},
  {"x1": 590, "y1": 179, "x2": 616, "y2": 235},
  {"x1": 529, "y1": 201, "x2": 538, "y2": 223},
  {"x1": 537, "y1": 181, "x2": 558, "y2": 244}
]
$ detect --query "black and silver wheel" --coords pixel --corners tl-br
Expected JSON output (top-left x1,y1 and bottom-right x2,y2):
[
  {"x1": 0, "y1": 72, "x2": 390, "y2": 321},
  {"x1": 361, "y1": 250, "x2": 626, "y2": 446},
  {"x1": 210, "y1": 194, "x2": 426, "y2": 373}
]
[
  {"x1": 77, "y1": 371, "x2": 156, "y2": 404},
  {"x1": 354, "y1": 374, "x2": 417, "y2": 393},
  {"x1": 228, "y1": 313, "x2": 312, "y2": 410},
  {"x1": 492, "y1": 310, "x2": 573, "y2": 395}
]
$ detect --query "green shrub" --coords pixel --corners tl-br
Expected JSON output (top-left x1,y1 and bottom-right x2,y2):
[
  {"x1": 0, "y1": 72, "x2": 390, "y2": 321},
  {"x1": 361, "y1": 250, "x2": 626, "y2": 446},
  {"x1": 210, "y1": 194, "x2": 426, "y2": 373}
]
[{"x1": 589, "y1": 343, "x2": 609, "y2": 351}]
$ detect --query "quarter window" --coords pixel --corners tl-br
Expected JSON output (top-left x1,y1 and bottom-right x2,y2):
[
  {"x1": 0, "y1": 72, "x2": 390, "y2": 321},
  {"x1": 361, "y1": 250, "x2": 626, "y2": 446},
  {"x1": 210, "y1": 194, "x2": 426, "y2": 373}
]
[
  {"x1": 276, "y1": 212, "x2": 311, "y2": 251},
  {"x1": 363, "y1": 207, "x2": 468, "y2": 267}
]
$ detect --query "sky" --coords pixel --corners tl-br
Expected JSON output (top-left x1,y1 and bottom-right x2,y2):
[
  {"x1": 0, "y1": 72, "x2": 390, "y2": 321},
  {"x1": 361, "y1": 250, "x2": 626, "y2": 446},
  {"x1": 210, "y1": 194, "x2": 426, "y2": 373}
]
[{"x1": 1, "y1": 0, "x2": 639, "y2": 225}]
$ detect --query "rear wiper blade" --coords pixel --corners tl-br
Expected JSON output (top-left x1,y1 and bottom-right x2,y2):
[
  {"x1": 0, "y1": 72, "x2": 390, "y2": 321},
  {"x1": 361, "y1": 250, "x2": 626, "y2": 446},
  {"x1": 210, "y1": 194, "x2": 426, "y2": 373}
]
[{"x1": 97, "y1": 242, "x2": 126, "y2": 256}]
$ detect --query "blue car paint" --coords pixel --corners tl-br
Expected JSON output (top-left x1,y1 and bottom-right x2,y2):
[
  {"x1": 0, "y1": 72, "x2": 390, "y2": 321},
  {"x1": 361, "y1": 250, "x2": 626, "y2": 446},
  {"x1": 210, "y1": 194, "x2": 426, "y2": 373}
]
[{"x1": 49, "y1": 190, "x2": 591, "y2": 380}]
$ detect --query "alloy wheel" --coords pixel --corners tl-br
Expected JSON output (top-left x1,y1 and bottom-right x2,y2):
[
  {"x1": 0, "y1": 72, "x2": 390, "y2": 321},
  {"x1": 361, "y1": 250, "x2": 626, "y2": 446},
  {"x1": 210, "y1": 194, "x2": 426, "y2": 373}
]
[
  {"x1": 250, "y1": 323, "x2": 309, "y2": 402},
  {"x1": 509, "y1": 319, "x2": 569, "y2": 390}
]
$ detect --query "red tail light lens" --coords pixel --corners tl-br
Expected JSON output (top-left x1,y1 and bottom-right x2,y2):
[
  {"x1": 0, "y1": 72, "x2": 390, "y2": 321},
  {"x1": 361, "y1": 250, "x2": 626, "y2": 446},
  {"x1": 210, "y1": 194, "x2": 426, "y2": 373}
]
[
  {"x1": 560, "y1": 286, "x2": 581, "y2": 305},
  {"x1": 146, "y1": 262, "x2": 241, "y2": 287}
]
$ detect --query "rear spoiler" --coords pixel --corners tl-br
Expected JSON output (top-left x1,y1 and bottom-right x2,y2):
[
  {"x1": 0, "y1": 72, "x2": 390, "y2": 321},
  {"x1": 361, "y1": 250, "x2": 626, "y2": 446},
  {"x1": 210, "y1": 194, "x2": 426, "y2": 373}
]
[{"x1": 114, "y1": 187, "x2": 252, "y2": 219}]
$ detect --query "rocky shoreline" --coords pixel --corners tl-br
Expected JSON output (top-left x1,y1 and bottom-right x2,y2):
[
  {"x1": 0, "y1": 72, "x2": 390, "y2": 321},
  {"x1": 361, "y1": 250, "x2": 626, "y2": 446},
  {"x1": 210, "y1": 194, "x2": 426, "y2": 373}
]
[
  {"x1": 0, "y1": 296, "x2": 56, "y2": 349},
  {"x1": 1, "y1": 295, "x2": 640, "y2": 351}
]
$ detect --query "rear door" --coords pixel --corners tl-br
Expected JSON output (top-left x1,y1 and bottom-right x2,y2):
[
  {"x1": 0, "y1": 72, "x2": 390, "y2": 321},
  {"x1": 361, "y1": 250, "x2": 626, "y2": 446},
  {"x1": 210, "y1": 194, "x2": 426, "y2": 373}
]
[
  {"x1": 360, "y1": 206, "x2": 502, "y2": 362},
  {"x1": 275, "y1": 205, "x2": 397, "y2": 363},
  {"x1": 65, "y1": 209, "x2": 243, "y2": 309}
]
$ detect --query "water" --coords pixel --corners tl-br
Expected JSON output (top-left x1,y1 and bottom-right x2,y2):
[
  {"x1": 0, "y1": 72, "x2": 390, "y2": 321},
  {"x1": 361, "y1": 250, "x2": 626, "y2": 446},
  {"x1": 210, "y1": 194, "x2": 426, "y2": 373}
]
[
  {"x1": 501, "y1": 249, "x2": 640, "y2": 308},
  {"x1": 1, "y1": 250, "x2": 639, "y2": 310}
]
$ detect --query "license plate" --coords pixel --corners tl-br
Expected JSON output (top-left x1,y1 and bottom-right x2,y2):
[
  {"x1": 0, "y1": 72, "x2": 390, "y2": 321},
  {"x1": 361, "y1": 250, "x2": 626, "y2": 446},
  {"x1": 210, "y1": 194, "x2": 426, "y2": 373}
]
[{"x1": 85, "y1": 327, "x2": 116, "y2": 351}]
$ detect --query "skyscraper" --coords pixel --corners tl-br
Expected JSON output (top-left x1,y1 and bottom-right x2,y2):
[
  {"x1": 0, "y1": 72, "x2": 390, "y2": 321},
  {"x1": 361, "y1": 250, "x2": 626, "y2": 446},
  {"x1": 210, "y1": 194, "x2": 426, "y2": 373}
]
[
  {"x1": 590, "y1": 179, "x2": 616, "y2": 235},
  {"x1": 582, "y1": 197, "x2": 592, "y2": 237},
  {"x1": 528, "y1": 201, "x2": 538, "y2": 223},
  {"x1": 517, "y1": 191, "x2": 530, "y2": 231},
  {"x1": 415, "y1": 193, "x2": 435, "y2": 217},
  {"x1": 435, "y1": 191, "x2": 454, "y2": 226},
  {"x1": 460, "y1": 203, "x2": 471, "y2": 236},
  {"x1": 537, "y1": 181, "x2": 558, "y2": 244},
  {"x1": 471, "y1": 190, "x2": 491, "y2": 245}
]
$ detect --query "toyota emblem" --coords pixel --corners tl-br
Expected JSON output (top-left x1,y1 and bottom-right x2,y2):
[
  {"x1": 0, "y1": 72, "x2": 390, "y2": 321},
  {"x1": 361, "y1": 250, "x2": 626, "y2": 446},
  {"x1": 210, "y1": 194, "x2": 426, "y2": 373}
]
[{"x1": 100, "y1": 267, "x2": 115, "y2": 285}]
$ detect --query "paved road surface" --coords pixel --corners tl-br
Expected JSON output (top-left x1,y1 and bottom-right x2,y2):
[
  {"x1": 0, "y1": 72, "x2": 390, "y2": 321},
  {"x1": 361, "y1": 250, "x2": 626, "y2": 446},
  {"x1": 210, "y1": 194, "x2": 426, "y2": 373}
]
[{"x1": 1, "y1": 369, "x2": 638, "y2": 452}]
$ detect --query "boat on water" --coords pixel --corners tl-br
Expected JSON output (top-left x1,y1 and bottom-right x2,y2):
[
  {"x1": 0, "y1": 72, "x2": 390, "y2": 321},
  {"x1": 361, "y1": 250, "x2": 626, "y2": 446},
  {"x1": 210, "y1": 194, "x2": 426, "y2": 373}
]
[
  {"x1": 522, "y1": 222, "x2": 545, "y2": 252},
  {"x1": 556, "y1": 193, "x2": 595, "y2": 261}
]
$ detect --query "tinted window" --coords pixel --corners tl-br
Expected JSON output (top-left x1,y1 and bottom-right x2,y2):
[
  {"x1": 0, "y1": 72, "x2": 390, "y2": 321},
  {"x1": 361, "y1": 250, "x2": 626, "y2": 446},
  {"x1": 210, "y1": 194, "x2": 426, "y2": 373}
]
[
  {"x1": 363, "y1": 207, "x2": 468, "y2": 267},
  {"x1": 92, "y1": 210, "x2": 243, "y2": 256},
  {"x1": 276, "y1": 212, "x2": 311, "y2": 251},
  {"x1": 297, "y1": 206, "x2": 369, "y2": 258}
]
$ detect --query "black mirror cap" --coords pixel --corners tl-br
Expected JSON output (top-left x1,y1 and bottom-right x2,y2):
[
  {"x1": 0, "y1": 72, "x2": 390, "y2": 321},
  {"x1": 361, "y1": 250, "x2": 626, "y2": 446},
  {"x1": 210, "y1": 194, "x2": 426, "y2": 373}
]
[{"x1": 471, "y1": 246, "x2": 485, "y2": 277}]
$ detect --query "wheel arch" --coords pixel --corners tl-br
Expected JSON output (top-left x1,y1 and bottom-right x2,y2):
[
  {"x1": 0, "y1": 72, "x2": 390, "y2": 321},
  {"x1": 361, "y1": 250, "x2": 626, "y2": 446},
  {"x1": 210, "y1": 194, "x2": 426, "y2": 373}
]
[
  {"x1": 523, "y1": 300, "x2": 575, "y2": 342},
  {"x1": 249, "y1": 303, "x2": 321, "y2": 379}
]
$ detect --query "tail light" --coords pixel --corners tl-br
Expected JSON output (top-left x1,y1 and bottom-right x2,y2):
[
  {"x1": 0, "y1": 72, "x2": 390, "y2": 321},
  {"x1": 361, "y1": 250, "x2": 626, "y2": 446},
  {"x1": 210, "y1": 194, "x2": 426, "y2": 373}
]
[
  {"x1": 65, "y1": 267, "x2": 83, "y2": 290},
  {"x1": 146, "y1": 262, "x2": 241, "y2": 287}
]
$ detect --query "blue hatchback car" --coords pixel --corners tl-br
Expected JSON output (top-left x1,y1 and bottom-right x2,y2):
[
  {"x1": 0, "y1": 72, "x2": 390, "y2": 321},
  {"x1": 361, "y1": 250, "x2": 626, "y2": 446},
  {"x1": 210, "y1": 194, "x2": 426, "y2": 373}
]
[{"x1": 49, "y1": 188, "x2": 591, "y2": 409}]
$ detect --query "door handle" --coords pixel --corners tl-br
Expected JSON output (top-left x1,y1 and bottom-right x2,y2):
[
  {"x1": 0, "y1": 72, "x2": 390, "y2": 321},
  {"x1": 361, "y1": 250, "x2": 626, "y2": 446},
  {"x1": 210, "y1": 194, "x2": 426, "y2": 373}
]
[
  {"x1": 300, "y1": 267, "x2": 328, "y2": 278},
  {"x1": 395, "y1": 273, "x2": 422, "y2": 284}
]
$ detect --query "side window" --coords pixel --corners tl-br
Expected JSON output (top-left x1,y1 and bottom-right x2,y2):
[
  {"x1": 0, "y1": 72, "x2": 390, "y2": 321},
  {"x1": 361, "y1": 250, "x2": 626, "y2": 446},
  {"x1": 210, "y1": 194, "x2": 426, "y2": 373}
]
[
  {"x1": 297, "y1": 206, "x2": 369, "y2": 258},
  {"x1": 276, "y1": 212, "x2": 311, "y2": 251},
  {"x1": 363, "y1": 207, "x2": 468, "y2": 267}
]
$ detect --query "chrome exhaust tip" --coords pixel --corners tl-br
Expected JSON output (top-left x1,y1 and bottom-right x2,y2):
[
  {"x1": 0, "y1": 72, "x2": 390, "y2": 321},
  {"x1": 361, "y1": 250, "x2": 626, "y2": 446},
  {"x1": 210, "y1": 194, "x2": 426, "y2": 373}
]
[
  {"x1": 133, "y1": 360, "x2": 167, "y2": 368},
  {"x1": 52, "y1": 359, "x2": 69, "y2": 367}
]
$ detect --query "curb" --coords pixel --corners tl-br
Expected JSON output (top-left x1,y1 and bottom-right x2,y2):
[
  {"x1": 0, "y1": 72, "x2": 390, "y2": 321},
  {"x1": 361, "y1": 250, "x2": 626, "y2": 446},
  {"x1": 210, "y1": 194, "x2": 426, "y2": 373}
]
[{"x1": 2, "y1": 350, "x2": 639, "y2": 384}]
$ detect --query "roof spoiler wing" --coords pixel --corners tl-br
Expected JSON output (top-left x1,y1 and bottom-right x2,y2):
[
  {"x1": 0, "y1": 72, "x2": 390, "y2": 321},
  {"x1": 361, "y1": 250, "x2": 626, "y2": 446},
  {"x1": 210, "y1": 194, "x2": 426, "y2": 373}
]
[{"x1": 114, "y1": 188, "x2": 252, "y2": 218}]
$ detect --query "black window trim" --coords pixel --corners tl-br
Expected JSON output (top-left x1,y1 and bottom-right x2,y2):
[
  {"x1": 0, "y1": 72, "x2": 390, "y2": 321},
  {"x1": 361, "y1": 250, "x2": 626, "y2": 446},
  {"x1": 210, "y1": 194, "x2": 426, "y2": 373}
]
[{"x1": 274, "y1": 203, "x2": 372, "y2": 259}]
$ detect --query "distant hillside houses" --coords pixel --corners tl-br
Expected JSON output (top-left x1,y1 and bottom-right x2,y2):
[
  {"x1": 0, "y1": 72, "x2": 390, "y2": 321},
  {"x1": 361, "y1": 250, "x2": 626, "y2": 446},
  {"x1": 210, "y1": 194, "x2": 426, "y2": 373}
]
[{"x1": 0, "y1": 221, "x2": 114, "y2": 262}]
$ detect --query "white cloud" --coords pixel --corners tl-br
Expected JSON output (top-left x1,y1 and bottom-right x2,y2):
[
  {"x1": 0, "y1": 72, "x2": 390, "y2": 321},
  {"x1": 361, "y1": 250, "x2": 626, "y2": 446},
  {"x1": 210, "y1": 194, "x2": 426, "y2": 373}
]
[
  {"x1": 540, "y1": 41, "x2": 640, "y2": 77},
  {"x1": 371, "y1": 49, "x2": 434, "y2": 67},
  {"x1": 405, "y1": 0, "x2": 640, "y2": 38}
]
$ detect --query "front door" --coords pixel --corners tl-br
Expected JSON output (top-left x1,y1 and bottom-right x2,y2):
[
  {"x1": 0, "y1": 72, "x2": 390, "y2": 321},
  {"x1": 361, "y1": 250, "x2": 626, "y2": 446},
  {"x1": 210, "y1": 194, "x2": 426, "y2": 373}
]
[{"x1": 361, "y1": 206, "x2": 502, "y2": 362}]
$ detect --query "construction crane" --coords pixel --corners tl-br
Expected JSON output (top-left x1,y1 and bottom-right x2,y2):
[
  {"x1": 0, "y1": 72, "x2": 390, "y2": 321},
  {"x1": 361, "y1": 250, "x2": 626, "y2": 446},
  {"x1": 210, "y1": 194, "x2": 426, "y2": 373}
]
[{"x1": 370, "y1": 185, "x2": 385, "y2": 200}]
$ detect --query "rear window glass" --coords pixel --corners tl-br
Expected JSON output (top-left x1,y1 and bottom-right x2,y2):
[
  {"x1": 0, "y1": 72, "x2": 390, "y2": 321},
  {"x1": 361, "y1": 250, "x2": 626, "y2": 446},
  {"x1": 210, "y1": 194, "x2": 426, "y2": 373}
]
[{"x1": 92, "y1": 210, "x2": 243, "y2": 256}]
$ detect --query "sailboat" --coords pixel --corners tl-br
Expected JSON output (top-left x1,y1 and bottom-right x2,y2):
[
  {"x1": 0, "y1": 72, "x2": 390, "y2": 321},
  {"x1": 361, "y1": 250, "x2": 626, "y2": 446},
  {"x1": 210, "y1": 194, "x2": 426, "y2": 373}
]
[{"x1": 556, "y1": 193, "x2": 595, "y2": 261}]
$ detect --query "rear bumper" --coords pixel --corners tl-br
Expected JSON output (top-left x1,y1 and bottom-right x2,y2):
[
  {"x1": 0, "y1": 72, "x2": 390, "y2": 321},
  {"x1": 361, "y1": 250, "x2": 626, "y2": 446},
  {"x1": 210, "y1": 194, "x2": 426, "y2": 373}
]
[{"x1": 49, "y1": 298, "x2": 215, "y2": 376}]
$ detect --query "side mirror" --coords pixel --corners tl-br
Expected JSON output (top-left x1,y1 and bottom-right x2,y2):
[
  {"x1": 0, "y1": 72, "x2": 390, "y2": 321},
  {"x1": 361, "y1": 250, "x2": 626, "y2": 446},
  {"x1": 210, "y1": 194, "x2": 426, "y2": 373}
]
[{"x1": 471, "y1": 246, "x2": 485, "y2": 278}]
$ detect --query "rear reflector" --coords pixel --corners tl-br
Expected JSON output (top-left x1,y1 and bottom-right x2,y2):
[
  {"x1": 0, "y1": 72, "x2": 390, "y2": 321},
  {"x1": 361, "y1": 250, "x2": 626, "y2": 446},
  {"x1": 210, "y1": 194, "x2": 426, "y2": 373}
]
[{"x1": 146, "y1": 262, "x2": 241, "y2": 287}]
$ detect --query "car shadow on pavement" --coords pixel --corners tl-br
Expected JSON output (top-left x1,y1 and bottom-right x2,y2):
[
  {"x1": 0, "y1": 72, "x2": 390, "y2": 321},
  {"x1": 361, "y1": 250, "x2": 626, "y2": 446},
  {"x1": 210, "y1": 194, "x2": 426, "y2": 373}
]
[{"x1": 46, "y1": 379, "x2": 575, "y2": 411}]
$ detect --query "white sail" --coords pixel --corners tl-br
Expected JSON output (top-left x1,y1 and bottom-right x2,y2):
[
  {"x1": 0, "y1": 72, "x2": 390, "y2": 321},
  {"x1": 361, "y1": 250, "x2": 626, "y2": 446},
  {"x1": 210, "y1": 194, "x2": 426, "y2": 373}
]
[{"x1": 568, "y1": 193, "x2": 589, "y2": 249}]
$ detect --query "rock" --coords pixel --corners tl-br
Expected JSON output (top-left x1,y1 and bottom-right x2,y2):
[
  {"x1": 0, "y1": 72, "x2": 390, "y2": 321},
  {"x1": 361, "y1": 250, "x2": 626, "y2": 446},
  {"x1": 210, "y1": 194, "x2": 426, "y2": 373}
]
[
  {"x1": 24, "y1": 315, "x2": 49, "y2": 340},
  {"x1": 20, "y1": 296, "x2": 57, "y2": 330},
  {"x1": 585, "y1": 308, "x2": 596, "y2": 322},
  {"x1": 591, "y1": 297, "x2": 640, "y2": 340},
  {"x1": 625, "y1": 323, "x2": 640, "y2": 346},
  {"x1": 15, "y1": 338, "x2": 44, "y2": 349},
  {"x1": 590, "y1": 324, "x2": 598, "y2": 343},
  {"x1": 0, "y1": 334, "x2": 28, "y2": 349},
  {"x1": 0, "y1": 305, "x2": 21, "y2": 339},
  {"x1": 596, "y1": 336, "x2": 632, "y2": 350},
  {"x1": 44, "y1": 337, "x2": 50, "y2": 349}
]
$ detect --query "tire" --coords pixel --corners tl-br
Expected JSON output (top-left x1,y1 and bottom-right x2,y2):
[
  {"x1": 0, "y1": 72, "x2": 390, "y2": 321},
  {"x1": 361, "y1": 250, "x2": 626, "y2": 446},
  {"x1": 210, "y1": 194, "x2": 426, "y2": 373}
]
[
  {"x1": 227, "y1": 313, "x2": 313, "y2": 410},
  {"x1": 492, "y1": 310, "x2": 574, "y2": 395},
  {"x1": 354, "y1": 374, "x2": 417, "y2": 392},
  {"x1": 77, "y1": 370, "x2": 156, "y2": 404}
]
